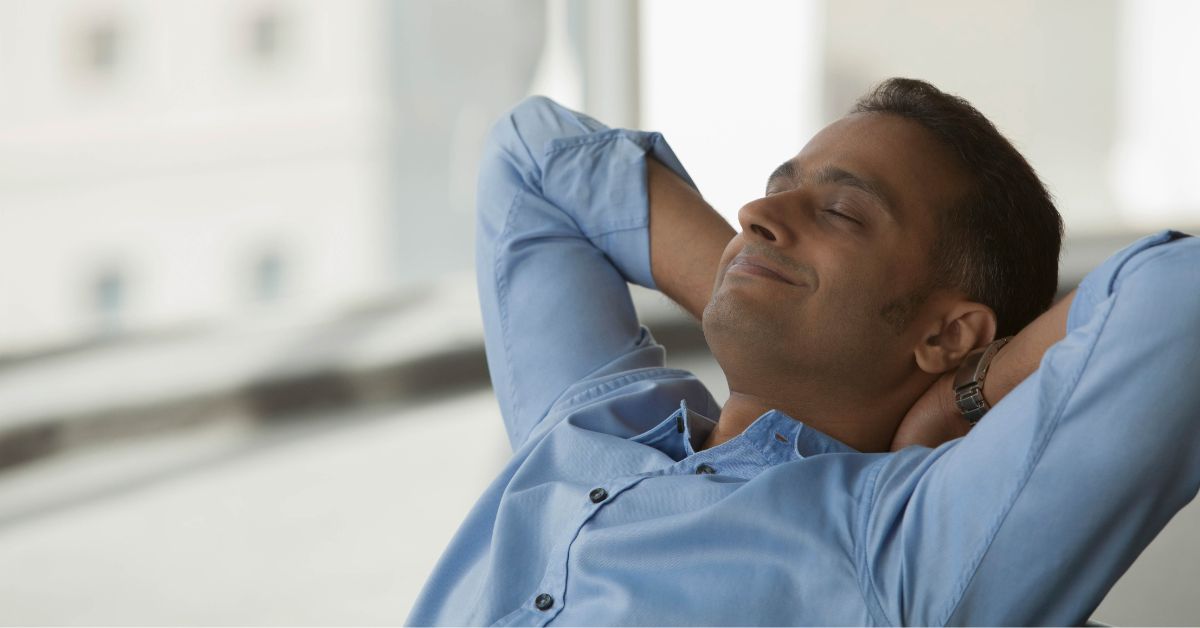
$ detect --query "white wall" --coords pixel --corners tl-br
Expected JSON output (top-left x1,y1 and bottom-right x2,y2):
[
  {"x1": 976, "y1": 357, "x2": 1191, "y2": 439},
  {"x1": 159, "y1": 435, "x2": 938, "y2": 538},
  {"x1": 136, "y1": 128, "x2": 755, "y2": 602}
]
[
  {"x1": 821, "y1": 0, "x2": 1122, "y2": 232},
  {"x1": 639, "y1": 0, "x2": 825, "y2": 226},
  {"x1": 1111, "y1": 0, "x2": 1200, "y2": 228},
  {"x1": 0, "y1": 0, "x2": 393, "y2": 353}
]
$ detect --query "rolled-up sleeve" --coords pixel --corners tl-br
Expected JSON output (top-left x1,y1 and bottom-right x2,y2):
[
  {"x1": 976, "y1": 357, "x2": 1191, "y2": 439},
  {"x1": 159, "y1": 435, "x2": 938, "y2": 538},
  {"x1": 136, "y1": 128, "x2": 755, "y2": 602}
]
[
  {"x1": 860, "y1": 231, "x2": 1200, "y2": 626},
  {"x1": 475, "y1": 96, "x2": 699, "y2": 450}
]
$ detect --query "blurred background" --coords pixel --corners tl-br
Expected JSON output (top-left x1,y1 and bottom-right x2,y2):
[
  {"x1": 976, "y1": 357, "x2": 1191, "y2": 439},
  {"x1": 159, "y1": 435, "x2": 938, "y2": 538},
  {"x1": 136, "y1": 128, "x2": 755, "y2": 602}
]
[{"x1": 0, "y1": 0, "x2": 1197, "y2": 624}]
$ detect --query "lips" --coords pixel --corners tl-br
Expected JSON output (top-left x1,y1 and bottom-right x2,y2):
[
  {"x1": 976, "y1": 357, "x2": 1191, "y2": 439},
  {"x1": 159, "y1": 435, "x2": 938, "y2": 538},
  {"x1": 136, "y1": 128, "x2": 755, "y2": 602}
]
[{"x1": 727, "y1": 254, "x2": 801, "y2": 286}]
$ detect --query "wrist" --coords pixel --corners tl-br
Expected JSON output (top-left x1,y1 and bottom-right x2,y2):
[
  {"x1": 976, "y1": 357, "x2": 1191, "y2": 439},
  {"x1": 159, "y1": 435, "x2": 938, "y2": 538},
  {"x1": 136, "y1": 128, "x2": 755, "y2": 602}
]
[
  {"x1": 978, "y1": 288, "x2": 1076, "y2": 412},
  {"x1": 938, "y1": 369, "x2": 960, "y2": 420},
  {"x1": 953, "y1": 336, "x2": 1012, "y2": 424},
  {"x1": 981, "y1": 340, "x2": 1011, "y2": 407}
]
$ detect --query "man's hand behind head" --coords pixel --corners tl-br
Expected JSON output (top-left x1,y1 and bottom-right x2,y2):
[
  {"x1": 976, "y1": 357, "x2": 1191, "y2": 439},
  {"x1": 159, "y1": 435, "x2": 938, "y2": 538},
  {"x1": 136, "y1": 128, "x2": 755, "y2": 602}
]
[{"x1": 890, "y1": 370, "x2": 968, "y2": 451}]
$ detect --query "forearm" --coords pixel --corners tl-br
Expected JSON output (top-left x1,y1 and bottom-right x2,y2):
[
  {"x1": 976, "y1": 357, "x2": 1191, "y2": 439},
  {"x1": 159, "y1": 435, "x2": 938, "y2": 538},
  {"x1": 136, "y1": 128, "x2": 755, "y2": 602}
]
[
  {"x1": 646, "y1": 157, "x2": 736, "y2": 321},
  {"x1": 982, "y1": 288, "x2": 1075, "y2": 406},
  {"x1": 890, "y1": 291, "x2": 1076, "y2": 452}
]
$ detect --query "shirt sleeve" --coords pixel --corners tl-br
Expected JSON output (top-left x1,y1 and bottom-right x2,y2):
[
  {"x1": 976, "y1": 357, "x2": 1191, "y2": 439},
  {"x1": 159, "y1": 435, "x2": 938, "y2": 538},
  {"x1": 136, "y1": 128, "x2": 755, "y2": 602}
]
[
  {"x1": 859, "y1": 230, "x2": 1200, "y2": 626},
  {"x1": 475, "y1": 96, "x2": 700, "y2": 450}
]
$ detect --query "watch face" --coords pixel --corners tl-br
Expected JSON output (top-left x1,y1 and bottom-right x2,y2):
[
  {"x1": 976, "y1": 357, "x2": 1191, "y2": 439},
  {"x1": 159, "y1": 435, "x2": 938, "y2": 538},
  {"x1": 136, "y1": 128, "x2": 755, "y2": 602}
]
[{"x1": 953, "y1": 338, "x2": 1011, "y2": 424}]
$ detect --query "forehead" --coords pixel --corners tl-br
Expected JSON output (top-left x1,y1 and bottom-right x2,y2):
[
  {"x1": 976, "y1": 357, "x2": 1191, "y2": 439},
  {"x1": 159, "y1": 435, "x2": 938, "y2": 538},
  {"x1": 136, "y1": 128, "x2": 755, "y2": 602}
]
[{"x1": 787, "y1": 112, "x2": 970, "y2": 221}]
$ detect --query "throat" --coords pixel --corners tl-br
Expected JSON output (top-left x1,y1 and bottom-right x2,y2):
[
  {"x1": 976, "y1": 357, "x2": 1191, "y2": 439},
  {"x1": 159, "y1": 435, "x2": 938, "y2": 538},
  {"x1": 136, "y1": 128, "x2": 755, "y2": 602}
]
[{"x1": 709, "y1": 390, "x2": 899, "y2": 453}]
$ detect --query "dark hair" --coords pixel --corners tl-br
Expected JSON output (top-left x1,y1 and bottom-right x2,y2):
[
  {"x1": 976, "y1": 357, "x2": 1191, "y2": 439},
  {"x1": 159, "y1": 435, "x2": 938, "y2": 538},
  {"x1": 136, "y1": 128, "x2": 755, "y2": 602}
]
[{"x1": 852, "y1": 78, "x2": 1063, "y2": 338}]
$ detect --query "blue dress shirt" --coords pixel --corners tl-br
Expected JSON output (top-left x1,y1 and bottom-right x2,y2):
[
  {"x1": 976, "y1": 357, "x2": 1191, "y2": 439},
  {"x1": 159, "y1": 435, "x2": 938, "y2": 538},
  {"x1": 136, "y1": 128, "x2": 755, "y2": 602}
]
[{"x1": 406, "y1": 96, "x2": 1200, "y2": 626}]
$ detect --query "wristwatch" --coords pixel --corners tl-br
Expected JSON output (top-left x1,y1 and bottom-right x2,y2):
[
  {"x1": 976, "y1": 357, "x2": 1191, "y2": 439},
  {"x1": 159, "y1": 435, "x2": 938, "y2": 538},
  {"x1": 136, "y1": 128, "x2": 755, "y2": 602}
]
[{"x1": 953, "y1": 336, "x2": 1012, "y2": 425}]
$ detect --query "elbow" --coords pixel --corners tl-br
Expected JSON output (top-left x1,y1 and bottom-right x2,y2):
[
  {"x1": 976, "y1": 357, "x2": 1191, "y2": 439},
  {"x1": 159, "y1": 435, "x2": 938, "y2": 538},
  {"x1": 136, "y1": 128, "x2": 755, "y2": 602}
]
[{"x1": 476, "y1": 96, "x2": 565, "y2": 200}]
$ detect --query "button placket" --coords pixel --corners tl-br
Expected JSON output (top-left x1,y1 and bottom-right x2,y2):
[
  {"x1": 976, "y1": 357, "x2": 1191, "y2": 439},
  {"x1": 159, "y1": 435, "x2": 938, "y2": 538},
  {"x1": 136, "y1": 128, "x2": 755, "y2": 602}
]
[{"x1": 516, "y1": 477, "x2": 649, "y2": 626}]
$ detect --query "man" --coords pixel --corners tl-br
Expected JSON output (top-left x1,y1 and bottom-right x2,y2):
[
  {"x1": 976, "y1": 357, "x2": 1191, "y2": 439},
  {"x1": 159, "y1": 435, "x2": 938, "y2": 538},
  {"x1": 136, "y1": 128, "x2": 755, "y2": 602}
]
[{"x1": 407, "y1": 78, "x2": 1200, "y2": 625}]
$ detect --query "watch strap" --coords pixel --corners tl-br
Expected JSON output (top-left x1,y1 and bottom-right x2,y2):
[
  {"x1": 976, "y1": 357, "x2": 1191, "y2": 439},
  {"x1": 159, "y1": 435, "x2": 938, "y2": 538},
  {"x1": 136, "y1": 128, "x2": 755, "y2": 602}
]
[{"x1": 953, "y1": 336, "x2": 1012, "y2": 425}]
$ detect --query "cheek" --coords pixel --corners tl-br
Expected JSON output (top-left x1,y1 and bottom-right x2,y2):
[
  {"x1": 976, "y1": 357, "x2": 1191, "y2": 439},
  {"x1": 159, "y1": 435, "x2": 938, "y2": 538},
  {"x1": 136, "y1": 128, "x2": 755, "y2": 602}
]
[{"x1": 815, "y1": 258, "x2": 892, "y2": 323}]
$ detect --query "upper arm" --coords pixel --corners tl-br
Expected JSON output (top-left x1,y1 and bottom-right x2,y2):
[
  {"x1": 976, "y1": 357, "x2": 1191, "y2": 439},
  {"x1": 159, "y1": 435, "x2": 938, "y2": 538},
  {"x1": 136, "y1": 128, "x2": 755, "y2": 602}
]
[
  {"x1": 861, "y1": 232, "x2": 1200, "y2": 625},
  {"x1": 475, "y1": 96, "x2": 681, "y2": 449}
]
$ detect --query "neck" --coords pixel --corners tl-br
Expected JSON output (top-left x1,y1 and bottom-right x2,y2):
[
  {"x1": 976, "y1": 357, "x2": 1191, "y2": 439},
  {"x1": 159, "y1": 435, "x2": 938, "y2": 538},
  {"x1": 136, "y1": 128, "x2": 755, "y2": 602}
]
[{"x1": 703, "y1": 378, "x2": 927, "y2": 453}]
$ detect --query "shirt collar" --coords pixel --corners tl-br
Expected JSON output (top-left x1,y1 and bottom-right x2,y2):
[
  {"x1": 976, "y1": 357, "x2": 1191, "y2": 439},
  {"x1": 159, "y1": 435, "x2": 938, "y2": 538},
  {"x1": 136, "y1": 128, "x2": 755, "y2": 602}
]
[{"x1": 678, "y1": 399, "x2": 860, "y2": 461}]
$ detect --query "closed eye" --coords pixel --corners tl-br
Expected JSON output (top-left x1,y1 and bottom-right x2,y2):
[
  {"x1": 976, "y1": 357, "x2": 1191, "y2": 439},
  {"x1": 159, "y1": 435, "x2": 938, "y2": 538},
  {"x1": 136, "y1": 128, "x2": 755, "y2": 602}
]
[{"x1": 823, "y1": 208, "x2": 862, "y2": 225}]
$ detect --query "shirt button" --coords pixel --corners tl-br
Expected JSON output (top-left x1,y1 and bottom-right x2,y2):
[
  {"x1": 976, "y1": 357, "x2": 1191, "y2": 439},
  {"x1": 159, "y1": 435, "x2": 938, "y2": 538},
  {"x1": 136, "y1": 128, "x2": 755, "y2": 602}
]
[
  {"x1": 589, "y1": 487, "x2": 609, "y2": 503},
  {"x1": 534, "y1": 593, "x2": 554, "y2": 611},
  {"x1": 695, "y1": 463, "x2": 716, "y2": 475}
]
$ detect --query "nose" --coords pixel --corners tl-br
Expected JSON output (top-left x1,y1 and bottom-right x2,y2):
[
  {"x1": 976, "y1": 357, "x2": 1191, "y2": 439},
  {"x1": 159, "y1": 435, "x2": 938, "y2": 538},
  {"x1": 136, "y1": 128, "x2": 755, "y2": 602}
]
[{"x1": 737, "y1": 193, "x2": 797, "y2": 247}]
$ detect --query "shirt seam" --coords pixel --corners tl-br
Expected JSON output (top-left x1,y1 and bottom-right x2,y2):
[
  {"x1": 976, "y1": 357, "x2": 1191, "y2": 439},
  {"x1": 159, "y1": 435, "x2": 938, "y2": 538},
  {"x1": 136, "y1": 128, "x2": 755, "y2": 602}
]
[
  {"x1": 541, "y1": 130, "x2": 654, "y2": 239},
  {"x1": 937, "y1": 297, "x2": 1115, "y2": 625},
  {"x1": 552, "y1": 367, "x2": 696, "y2": 414},
  {"x1": 553, "y1": 475, "x2": 654, "y2": 624},
  {"x1": 543, "y1": 128, "x2": 658, "y2": 157},
  {"x1": 1106, "y1": 234, "x2": 1190, "y2": 294},
  {"x1": 856, "y1": 458, "x2": 892, "y2": 625},
  {"x1": 508, "y1": 110, "x2": 545, "y2": 188},
  {"x1": 495, "y1": 189, "x2": 528, "y2": 447},
  {"x1": 855, "y1": 298, "x2": 1114, "y2": 625},
  {"x1": 495, "y1": 474, "x2": 655, "y2": 627},
  {"x1": 581, "y1": 221, "x2": 648, "y2": 240}
]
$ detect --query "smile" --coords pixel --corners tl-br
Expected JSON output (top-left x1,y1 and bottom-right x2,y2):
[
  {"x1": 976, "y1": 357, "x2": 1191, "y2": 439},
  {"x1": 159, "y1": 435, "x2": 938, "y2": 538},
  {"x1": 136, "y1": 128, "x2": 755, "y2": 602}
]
[{"x1": 726, "y1": 260, "x2": 800, "y2": 286}]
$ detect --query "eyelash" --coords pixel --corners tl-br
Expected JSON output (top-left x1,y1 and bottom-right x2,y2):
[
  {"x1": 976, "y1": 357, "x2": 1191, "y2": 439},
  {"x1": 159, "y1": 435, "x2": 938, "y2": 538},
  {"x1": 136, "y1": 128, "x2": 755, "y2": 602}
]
[
  {"x1": 766, "y1": 190, "x2": 863, "y2": 226},
  {"x1": 823, "y1": 207, "x2": 861, "y2": 225}
]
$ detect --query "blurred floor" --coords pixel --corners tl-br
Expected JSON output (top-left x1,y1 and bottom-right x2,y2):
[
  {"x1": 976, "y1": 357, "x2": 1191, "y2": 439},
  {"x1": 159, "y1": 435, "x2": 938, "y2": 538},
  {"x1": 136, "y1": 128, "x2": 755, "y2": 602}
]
[
  {"x1": 0, "y1": 351, "x2": 1195, "y2": 624},
  {"x1": 0, "y1": 388, "x2": 509, "y2": 624}
]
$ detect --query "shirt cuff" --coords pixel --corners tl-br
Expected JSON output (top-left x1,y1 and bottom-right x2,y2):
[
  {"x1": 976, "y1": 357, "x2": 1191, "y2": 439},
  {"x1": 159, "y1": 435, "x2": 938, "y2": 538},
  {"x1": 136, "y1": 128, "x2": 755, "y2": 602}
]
[
  {"x1": 1067, "y1": 229, "x2": 1190, "y2": 332},
  {"x1": 541, "y1": 128, "x2": 699, "y2": 291}
]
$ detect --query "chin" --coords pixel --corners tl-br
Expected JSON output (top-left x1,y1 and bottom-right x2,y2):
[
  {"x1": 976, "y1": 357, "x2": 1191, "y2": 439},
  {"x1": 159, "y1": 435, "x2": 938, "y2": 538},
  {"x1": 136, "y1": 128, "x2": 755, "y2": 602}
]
[{"x1": 702, "y1": 292, "x2": 792, "y2": 366}]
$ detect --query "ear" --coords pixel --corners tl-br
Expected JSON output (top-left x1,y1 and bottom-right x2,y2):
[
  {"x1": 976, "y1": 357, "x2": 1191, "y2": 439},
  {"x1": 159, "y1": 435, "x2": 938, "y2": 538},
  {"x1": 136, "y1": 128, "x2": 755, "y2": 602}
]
[{"x1": 913, "y1": 301, "x2": 997, "y2": 375}]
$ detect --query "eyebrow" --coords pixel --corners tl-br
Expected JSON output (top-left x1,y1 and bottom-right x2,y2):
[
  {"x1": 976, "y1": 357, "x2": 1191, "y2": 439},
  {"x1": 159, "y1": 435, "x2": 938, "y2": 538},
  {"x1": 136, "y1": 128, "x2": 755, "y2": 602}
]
[
  {"x1": 765, "y1": 161, "x2": 798, "y2": 193},
  {"x1": 766, "y1": 161, "x2": 897, "y2": 218}
]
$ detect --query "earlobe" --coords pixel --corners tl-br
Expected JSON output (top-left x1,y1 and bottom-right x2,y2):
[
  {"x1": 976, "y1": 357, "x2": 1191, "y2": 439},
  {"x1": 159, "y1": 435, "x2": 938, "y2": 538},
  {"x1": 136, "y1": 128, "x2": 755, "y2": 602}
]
[{"x1": 913, "y1": 303, "x2": 997, "y2": 375}]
